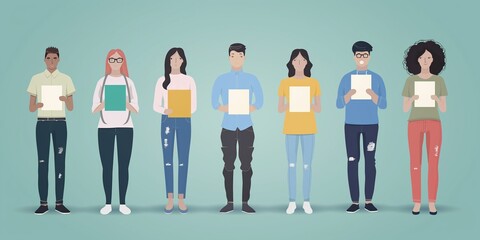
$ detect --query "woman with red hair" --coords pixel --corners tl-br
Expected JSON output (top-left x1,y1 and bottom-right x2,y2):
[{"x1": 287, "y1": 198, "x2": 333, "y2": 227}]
[{"x1": 92, "y1": 49, "x2": 139, "y2": 215}]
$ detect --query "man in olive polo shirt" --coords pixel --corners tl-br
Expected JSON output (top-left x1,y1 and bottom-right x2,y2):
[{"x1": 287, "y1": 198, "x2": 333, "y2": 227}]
[{"x1": 27, "y1": 47, "x2": 75, "y2": 215}]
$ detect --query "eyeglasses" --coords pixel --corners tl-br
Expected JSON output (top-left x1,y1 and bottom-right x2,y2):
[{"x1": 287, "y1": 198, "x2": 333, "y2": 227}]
[
  {"x1": 355, "y1": 53, "x2": 370, "y2": 58},
  {"x1": 109, "y1": 58, "x2": 124, "y2": 63}
]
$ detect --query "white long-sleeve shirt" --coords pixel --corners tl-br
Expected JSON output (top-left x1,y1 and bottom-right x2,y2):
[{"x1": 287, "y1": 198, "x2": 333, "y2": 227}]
[
  {"x1": 153, "y1": 74, "x2": 197, "y2": 115},
  {"x1": 92, "y1": 75, "x2": 139, "y2": 128}
]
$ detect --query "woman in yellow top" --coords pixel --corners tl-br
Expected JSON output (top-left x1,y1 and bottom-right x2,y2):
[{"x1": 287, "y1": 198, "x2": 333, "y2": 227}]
[{"x1": 278, "y1": 49, "x2": 321, "y2": 214}]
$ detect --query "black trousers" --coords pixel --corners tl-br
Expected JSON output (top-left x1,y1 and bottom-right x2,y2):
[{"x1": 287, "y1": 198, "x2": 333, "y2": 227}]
[
  {"x1": 98, "y1": 128, "x2": 133, "y2": 204},
  {"x1": 36, "y1": 120, "x2": 67, "y2": 204},
  {"x1": 221, "y1": 126, "x2": 255, "y2": 202}
]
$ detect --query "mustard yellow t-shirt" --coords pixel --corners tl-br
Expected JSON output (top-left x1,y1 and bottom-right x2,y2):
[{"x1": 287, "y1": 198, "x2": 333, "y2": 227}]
[{"x1": 278, "y1": 77, "x2": 321, "y2": 134}]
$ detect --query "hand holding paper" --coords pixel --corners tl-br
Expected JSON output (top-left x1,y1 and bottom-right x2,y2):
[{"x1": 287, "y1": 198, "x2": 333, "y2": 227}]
[
  {"x1": 351, "y1": 75, "x2": 372, "y2": 100},
  {"x1": 289, "y1": 86, "x2": 310, "y2": 112},
  {"x1": 414, "y1": 81, "x2": 435, "y2": 107},
  {"x1": 41, "y1": 85, "x2": 63, "y2": 111},
  {"x1": 228, "y1": 89, "x2": 249, "y2": 115}
]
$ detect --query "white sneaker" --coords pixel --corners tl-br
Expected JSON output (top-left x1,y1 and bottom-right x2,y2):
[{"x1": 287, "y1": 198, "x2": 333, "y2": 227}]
[
  {"x1": 303, "y1": 202, "x2": 313, "y2": 214},
  {"x1": 119, "y1": 204, "x2": 131, "y2": 215},
  {"x1": 100, "y1": 204, "x2": 112, "y2": 215},
  {"x1": 286, "y1": 202, "x2": 296, "y2": 214}
]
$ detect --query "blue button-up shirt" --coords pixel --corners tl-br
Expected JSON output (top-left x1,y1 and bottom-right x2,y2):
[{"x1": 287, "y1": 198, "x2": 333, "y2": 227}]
[
  {"x1": 211, "y1": 70, "x2": 264, "y2": 131},
  {"x1": 336, "y1": 69, "x2": 387, "y2": 125}
]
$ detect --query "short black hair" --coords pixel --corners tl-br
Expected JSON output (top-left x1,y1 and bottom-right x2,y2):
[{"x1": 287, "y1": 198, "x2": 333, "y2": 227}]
[
  {"x1": 403, "y1": 40, "x2": 446, "y2": 75},
  {"x1": 228, "y1": 43, "x2": 246, "y2": 55},
  {"x1": 45, "y1": 47, "x2": 59, "y2": 58},
  {"x1": 352, "y1": 41, "x2": 373, "y2": 54}
]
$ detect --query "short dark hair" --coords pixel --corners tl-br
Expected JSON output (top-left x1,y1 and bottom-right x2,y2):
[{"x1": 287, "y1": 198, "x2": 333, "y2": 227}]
[
  {"x1": 45, "y1": 47, "x2": 59, "y2": 58},
  {"x1": 228, "y1": 43, "x2": 246, "y2": 55},
  {"x1": 286, "y1": 49, "x2": 313, "y2": 77},
  {"x1": 403, "y1": 40, "x2": 446, "y2": 75},
  {"x1": 352, "y1": 41, "x2": 373, "y2": 54}
]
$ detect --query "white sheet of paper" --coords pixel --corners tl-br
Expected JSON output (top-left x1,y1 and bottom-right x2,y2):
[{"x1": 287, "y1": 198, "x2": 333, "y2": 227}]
[
  {"x1": 41, "y1": 85, "x2": 63, "y2": 111},
  {"x1": 289, "y1": 86, "x2": 310, "y2": 112},
  {"x1": 351, "y1": 75, "x2": 372, "y2": 100},
  {"x1": 414, "y1": 81, "x2": 435, "y2": 107},
  {"x1": 228, "y1": 89, "x2": 250, "y2": 115}
]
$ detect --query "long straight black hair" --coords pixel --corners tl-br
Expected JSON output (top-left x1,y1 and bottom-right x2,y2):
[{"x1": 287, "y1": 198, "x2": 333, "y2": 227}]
[
  {"x1": 162, "y1": 47, "x2": 187, "y2": 90},
  {"x1": 286, "y1": 49, "x2": 313, "y2": 77}
]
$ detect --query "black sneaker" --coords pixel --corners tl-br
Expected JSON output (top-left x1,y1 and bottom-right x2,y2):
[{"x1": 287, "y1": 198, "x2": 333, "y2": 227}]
[
  {"x1": 242, "y1": 202, "x2": 256, "y2": 214},
  {"x1": 220, "y1": 203, "x2": 234, "y2": 213},
  {"x1": 364, "y1": 203, "x2": 378, "y2": 213},
  {"x1": 346, "y1": 204, "x2": 360, "y2": 213},
  {"x1": 34, "y1": 205, "x2": 49, "y2": 215},
  {"x1": 55, "y1": 204, "x2": 71, "y2": 214}
]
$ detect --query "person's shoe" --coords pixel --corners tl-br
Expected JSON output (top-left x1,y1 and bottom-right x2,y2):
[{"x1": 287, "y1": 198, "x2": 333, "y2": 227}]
[
  {"x1": 242, "y1": 202, "x2": 256, "y2": 214},
  {"x1": 412, "y1": 211, "x2": 420, "y2": 215},
  {"x1": 429, "y1": 211, "x2": 437, "y2": 215},
  {"x1": 364, "y1": 203, "x2": 378, "y2": 213},
  {"x1": 100, "y1": 204, "x2": 112, "y2": 215},
  {"x1": 346, "y1": 204, "x2": 360, "y2": 213},
  {"x1": 220, "y1": 202, "x2": 234, "y2": 213},
  {"x1": 119, "y1": 204, "x2": 131, "y2": 215},
  {"x1": 34, "y1": 205, "x2": 49, "y2": 215},
  {"x1": 286, "y1": 202, "x2": 296, "y2": 215},
  {"x1": 55, "y1": 204, "x2": 71, "y2": 214},
  {"x1": 303, "y1": 202, "x2": 313, "y2": 214},
  {"x1": 164, "y1": 207, "x2": 174, "y2": 214},
  {"x1": 178, "y1": 206, "x2": 188, "y2": 214}
]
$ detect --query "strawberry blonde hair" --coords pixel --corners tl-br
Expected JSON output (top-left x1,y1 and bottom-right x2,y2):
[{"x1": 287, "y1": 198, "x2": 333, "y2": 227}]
[{"x1": 105, "y1": 49, "x2": 129, "y2": 77}]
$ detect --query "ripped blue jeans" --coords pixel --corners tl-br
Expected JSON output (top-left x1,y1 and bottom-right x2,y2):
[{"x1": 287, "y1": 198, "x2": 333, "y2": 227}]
[
  {"x1": 161, "y1": 115, "x2": 191, "y2": 198},
  {"x1": 286, "y1": 134, "x2": 314, "y2": 202}
]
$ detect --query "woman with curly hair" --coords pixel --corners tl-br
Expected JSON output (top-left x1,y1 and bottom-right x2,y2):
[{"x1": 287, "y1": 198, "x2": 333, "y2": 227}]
[{"x1": 402, "y1": 40, "x2": 447, "y2": 215}]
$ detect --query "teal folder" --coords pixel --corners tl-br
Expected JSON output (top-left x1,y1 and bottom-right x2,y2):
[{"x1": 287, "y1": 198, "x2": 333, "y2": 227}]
[{"x1": 105, "y1": 85, "x2": 126, "y2": 111}]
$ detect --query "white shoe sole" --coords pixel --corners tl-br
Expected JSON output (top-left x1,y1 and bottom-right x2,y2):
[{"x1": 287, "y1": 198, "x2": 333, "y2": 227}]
[
  {"x1": 365, "y1": 208, "x2": 378, "y2": 213},
  {"x1": 55, "y1": 209, "x2": 71, "y2": 215}
]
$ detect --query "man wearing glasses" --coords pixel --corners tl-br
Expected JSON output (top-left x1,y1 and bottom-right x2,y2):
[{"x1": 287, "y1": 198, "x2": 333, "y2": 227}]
[
  {"x1": 27, "y1": 47, "x2": 76, "y2": 215},
  {"x1": 336, "y1": 41, "x2": 387, "y2": 214}
]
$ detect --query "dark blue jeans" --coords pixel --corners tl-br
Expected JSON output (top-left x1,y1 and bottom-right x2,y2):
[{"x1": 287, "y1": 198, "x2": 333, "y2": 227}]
[
  {"x1": 36, "y1": 120, "x2": 67, "y2": 204},
  {"x1": 344, "y1": 124, "x2": 378, "y2": 203},
  {"x1": 161, "y1": 115, "x2": 191, "y2": 198},
  {"x1": 98, "y1": 128, "x2": 133, "y2": 204}
]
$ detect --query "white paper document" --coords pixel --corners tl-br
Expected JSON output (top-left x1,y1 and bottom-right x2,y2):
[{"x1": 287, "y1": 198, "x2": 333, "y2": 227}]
[
  {"x1": 228, "y1": 89, "x2": 250, "y2": 115},
  {"x1": 41, "y1": 85, "x2": 63, "y2": 111},
  {"x1": 414, "y1": 81, "x2": 435, "y2": 107},
  {"x1": 289, "y1": 86, "x2": 310, "y2": 112},
  {"x1": 351, "y1": 75, "x2": 372, "y2": 100}
]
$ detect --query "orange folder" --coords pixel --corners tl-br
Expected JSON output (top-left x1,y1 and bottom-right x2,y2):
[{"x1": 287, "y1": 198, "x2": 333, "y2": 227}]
[{"x1": 168, "y1": 90, "x2": 191, "y2": 118}]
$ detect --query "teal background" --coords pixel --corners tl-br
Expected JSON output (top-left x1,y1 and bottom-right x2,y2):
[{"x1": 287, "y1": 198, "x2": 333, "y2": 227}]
[{"x1": 1, "y1": 0, "x2": 478, "y2": 239}]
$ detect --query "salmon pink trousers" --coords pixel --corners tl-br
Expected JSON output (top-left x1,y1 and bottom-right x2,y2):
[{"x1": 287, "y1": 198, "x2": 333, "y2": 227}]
[{"x1": 408, "y1": 120, "x2": 442, "y2": 203}]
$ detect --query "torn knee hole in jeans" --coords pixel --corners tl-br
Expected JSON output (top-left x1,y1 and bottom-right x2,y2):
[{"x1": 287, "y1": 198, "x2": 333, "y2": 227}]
[
  {"x1": 58, "y1": 147, "x2": 64, "y2": 154},
  {"x1": 348, "y1": 157, "x2": 356, "y2": 161},
  {"x1": 165, "y1": 163, "x2": 172, "y2": 167},
  {"x1": 39, "y1": 160, "x2": 45, "y2": 163},
  {"x1": 303, "y1": 164, "x2": 309, "y2": 170},
  {"x1": 434, "y1": 145, "x2": 439, "y2": 157},
  {"x1": 165, "y1": 126, "x2": 170, "y2": 135},
  {"x1": 179, "y1": 163, "x2": 184, "y2": 167},
  {"x1": 367, "y1": 142, "x2": 375, "y2": 152},
  {"x1": 163, "y1": 139, "x2": 169, "y2": 148},
  {"x1": 289, "y1": 163, "x2": 295, "y2": 168}
]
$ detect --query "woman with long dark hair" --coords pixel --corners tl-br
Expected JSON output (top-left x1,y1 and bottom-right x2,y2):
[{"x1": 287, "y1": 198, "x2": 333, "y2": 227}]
[
  {"x1": 278, "y1": 49, "x2": 321, "y2": 214},
  {"x1": 402, "y1": 40, "x2": 447, "y2": 215},
  {"x1": 154, "y1": 47, "x2": 197, "y2": 214}
]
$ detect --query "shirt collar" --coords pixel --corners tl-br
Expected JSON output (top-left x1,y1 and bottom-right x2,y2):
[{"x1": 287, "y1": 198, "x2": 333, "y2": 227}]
[
  {"x1": 231, "y1": 68, "x2": 243, "y2": 74},
  {"x1": 44, "y1": 69, "x2": 59, "y2": 78}
]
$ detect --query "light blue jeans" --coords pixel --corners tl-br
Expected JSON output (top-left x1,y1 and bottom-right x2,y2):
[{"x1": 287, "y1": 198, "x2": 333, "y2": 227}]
[{"x1": 286, "y1": 134, "x2": 315, "y2": 202}]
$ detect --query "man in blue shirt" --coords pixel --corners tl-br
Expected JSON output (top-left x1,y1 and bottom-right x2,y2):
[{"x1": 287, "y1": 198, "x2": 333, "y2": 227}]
[
  {"x1": 336, "y1": 41, "x2": 387, "y2": 213},
  {"x1": 211, "y1": 43, "x2": 263, "y2": 214}
]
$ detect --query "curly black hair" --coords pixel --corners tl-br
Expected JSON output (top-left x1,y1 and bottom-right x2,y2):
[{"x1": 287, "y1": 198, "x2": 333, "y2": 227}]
[{"x1": 403, "y1": 40, "x2": 446, "y2": 75}]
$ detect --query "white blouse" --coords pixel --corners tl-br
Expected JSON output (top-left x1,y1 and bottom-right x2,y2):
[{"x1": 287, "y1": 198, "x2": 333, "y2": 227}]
[
  {"x1": 153, "y1": 74, "x2": 197, "y2": 115},
  {"x1": 91, "y1": 75, "x2": 139, "y2": 128}
]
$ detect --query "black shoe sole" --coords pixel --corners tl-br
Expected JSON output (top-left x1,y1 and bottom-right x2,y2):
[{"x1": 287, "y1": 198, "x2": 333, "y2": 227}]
[
  {"x1": 220, "y1": 209, "x2": 234, "y2": 214},
  {"x1": 346, "y1": 209, "x2": 359, "y2": 214},
  {"x1": 365, "y1": 208, "x2": 378, "y2": 213},
  {"x1": 429, "y1": 211, "x2": 437, "y2": 215},
  {"x1": 412, "y1": 211, "x2": 420, "y2": 215}
]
